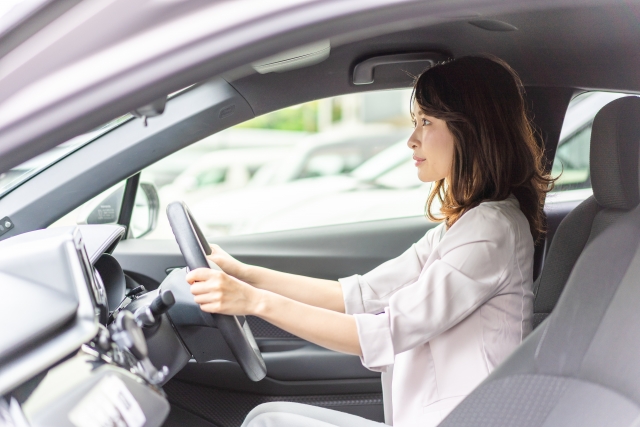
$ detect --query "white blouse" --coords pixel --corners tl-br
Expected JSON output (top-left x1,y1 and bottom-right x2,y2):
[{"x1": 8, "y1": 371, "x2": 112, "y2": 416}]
[{"x1": 339, "y1": 195, "x2": 534, "y2": 427}]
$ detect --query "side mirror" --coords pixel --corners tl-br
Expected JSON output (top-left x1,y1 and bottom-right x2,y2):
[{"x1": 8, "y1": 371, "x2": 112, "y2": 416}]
[
  {"x1": 77, "y1": 184, "x2": 126, "y2": 225},
  {"x1": 130, "y1": 182, "x2": 160, "y2": 238},
  {"x1": 76, "y1": 181, "x2": 159, "y2": 239}
]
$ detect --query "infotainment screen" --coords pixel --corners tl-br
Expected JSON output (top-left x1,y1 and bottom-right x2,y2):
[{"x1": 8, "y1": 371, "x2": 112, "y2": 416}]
[{"x1": 73, "y1": 229, "x2": 108, "y2": 324}]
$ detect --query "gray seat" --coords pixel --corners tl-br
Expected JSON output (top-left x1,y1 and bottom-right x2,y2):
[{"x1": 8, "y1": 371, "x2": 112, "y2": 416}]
[
  {"x1": 532, "y1": 96, "x2": 640, "y2": 329},
  {"x1": 439, "y1": 96, "x2": 640, "y2": 426}
]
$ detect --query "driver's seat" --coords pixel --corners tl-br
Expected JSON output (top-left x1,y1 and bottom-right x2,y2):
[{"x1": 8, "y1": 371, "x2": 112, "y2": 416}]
[{"x1": 440, "y1": 97, "x2": 640, "y2": 426}]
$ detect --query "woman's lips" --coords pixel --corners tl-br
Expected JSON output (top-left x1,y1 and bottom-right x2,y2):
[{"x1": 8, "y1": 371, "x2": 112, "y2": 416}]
[{"x1": 413, "y1": 155, "x2": 425, "y2": 167}]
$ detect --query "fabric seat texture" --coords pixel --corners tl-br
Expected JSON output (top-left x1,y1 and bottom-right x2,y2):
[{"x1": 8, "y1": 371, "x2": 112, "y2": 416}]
[
  {"x1": 532, "y1": 96, "x2": 640, "y2": 328},
  {"x1": 439, "y1": 96, "x2": 640, "y2": 426}
]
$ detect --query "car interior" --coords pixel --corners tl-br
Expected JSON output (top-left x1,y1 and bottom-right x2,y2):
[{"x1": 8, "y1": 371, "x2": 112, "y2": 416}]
[{"x1": 2, "y1": 2, "x2": 640, "y2": 427}]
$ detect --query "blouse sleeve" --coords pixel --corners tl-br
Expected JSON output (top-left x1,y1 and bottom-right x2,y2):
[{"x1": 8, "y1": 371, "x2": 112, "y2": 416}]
[
  {"x1": 354, "y1": 208, "x2": 516, "y2": 372},
  {"x1": 339, "y1": 224, "x2": 442, "y2": 315}
]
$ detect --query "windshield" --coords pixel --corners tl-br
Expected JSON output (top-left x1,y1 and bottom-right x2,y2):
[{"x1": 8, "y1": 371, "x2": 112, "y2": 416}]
[{"x1": 0, "y1": 114, "x2": 132, "y2": 198}]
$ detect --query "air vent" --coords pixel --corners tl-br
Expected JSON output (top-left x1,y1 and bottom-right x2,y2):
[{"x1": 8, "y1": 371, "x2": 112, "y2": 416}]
[
  {"x1": 468, "y1": 19, "x2": 518, "y2": 32},
  {"x1": 252, "y1": 40, "x2": 330, "y2": 74}
]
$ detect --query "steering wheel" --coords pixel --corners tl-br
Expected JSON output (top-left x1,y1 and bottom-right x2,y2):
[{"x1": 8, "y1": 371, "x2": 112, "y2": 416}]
[{"x1": 166, "y1": 201, "x2": 267, "y2": 382}]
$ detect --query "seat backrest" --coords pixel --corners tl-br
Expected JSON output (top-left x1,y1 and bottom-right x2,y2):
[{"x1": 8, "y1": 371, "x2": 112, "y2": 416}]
[
  {"x1": 440, "y1": 96, "x2": 640, "y2": 427},
  {"x1": 532, "y1": 96, "x2": 640, "y2": 328}
]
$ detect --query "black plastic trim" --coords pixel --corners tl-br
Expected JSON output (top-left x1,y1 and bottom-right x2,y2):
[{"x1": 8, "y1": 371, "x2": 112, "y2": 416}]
[{"x1": 117, "y1": 172, "x2": 141, "y2": 239}]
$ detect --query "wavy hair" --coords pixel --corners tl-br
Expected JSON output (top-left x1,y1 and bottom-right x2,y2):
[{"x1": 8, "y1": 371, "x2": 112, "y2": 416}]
[{"x1": 412, "y1": 55, "x2": 554, "y2": 241}]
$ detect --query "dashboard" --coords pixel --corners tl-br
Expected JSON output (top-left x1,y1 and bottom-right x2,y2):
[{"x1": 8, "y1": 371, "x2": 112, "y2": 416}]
[{"x1": 0, "y1": 224, "x2": 174, "y2": 427}]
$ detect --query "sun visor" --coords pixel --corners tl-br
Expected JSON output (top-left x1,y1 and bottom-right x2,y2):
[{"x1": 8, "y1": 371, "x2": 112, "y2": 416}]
[{"x1": 252, "y1": 40, "x2": 330, "y2": 74}]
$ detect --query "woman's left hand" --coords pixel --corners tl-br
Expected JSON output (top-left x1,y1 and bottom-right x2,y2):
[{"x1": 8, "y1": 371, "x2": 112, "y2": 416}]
[{"x1": 186, "y1": 268, "x2": 263, "y2": 316}]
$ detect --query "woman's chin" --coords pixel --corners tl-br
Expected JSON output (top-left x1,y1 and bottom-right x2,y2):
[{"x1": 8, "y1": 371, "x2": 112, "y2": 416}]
[{"x1": 417, "y1": 173, "x2": 440, "y2": 183}]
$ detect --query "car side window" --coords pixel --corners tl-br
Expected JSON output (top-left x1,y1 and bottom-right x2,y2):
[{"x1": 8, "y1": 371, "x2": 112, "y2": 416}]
[
  {"x1": 133, "y1": 89, "x2": 420, "y2": 239},
  {"x1": 551, "y1": 124, "x2": 591, "y2": 191}
]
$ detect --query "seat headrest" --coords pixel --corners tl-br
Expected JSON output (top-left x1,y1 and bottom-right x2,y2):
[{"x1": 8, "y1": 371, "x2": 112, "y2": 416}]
[{"x1": 590, "y1": 96, "x2": 640, "y2": 210}]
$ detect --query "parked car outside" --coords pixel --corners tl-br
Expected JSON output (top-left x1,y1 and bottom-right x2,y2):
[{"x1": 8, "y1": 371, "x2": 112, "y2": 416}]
[
  {"x1": 144, "y1": 127, "x2": 304, "y2": 188},
  {"x1": 157, "y1": 148, "x2": 288, "y2": 204},
  {"x1": 147, "y1": 148, "x2": 288, "y2": 239},
  {"x1": 248, "y1": 123, "x2": 410, "y2": 187}
]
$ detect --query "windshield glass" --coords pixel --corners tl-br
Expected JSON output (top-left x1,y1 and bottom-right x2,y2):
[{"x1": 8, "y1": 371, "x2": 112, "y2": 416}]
[{"x1": 0, "y1": 115, "x2": 132, "y2": 198}]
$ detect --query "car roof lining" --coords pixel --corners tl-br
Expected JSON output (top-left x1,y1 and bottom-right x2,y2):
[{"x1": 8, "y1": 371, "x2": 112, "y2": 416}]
[{"x1": 228, "y1": 4, "x2": 640, "y2": 117}]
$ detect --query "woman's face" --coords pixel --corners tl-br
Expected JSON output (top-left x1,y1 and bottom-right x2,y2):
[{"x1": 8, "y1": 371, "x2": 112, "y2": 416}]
[{"x1": 407, "y1": 100, "x2": 455, "y2": 183}]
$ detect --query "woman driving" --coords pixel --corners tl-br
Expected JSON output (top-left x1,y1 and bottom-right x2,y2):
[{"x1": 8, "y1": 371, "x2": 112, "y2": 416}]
[{"x1": 185, "y1": 56, "x2": 553, "y2": 427}]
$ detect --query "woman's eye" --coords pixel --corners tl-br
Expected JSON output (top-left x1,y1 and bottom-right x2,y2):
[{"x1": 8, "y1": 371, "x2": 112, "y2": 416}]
[{"x1": 422, "y1": 118, "x2": 431, "y2": 126}]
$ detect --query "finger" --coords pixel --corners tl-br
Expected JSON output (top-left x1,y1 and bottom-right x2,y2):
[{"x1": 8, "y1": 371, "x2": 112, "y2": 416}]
[
  {"x1": 189, "y1": 281, "x2": 220, "y2": 295},
  {"x1": 198, "y1": 302, "x2": 224, "y2": 314},
  {"x1": 193, "y1": 293, "x2": 218, "y2": 305},
  {"x1": 209, "y1": 244, "x2": 223, "y2": 254},
  {"x1": 186, "y1": 268, "x2": 218, "y2": 284},
  {"x1": 185, "y1": 267, "x2": 213, "y2": 283}
]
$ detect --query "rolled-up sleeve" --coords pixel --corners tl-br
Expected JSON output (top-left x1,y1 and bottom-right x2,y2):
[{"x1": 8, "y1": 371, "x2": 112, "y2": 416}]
[
  {"x1": 339, "y1": 274, "x2": 367, "y2": 314},
  {"x1": 339, "y1": 225, "x2": 440, "y2": 315},
  {"x1": 355, "y1": 211, "x2": 515, "y2": 371},
  {"x1": 354, "y1": 309, "x2": 395, "y2": 371}
]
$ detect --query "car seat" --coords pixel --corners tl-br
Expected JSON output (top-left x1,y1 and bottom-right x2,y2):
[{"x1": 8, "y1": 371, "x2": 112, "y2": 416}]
[
  {"x1": 532, "y1": 96, "x2": 640, "y2": 328},
  {"x1": 440, "y1": 96, "x2": 640, "y2": 426}
]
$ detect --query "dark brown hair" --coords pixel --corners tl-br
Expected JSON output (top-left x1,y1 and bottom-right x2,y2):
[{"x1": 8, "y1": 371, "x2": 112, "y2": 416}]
[{"x1": 412, "y1": 55, "x2": 553, "y2": 241}]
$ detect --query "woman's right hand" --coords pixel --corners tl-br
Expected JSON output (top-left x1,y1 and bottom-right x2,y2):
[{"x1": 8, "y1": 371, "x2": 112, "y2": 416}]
[{"x1": 206, "y1": 244, "x2": 250, "y2": 281}]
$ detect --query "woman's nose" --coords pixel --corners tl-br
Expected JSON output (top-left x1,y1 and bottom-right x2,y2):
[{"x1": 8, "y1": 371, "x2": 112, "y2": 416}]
[{"x1": 407, "y1": 135, "x2": 419, "y2": 150}]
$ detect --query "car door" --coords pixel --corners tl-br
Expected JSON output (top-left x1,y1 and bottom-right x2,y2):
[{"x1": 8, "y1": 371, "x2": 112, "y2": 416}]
[{"x1": 113, "y1": 215, "x2": 434, "y2": 426}]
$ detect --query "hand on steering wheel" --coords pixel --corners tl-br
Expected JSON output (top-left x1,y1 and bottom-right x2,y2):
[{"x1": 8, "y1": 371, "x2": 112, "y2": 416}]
[
  {"x1": 166, "y1": 201, "x2": 267, "y2": 382},
  {"x1": 186, "y1": 268, "x2": 259, "y2": 316},
  {"x1": 206, "y1": 244, "x2": 249, "y2": 280}
]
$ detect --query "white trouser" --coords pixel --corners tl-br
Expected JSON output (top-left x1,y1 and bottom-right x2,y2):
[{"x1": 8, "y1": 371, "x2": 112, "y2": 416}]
[{"x1": 241, "y1": 402, "x2": 386, "y2": 427}]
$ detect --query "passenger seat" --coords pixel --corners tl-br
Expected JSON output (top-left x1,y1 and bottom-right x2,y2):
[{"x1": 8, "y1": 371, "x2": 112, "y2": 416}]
[{"x1": 532, "y1": 96, "x2": 640, "y2": 328}]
